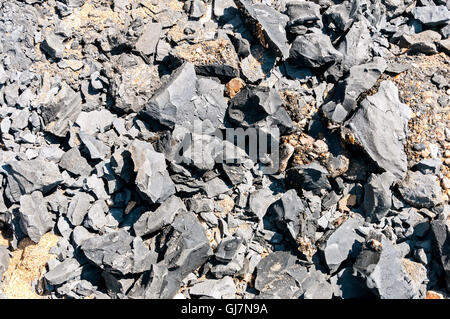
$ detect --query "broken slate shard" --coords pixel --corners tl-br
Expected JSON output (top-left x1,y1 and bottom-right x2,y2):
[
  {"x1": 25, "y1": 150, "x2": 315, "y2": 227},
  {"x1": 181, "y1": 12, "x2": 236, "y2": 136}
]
[
  {"x1": 227, "y1": 85, "x2": 293, "y2": 132},
  {"x1": 41, "y1": 82, "x2": 82, "y2": 137},
  {"x1": 81, "y1": 230, "x2": 157, "y2": 275},
  {"x1": 133, "y1": 195, "x2": 186, "y2": 237},
  {"x1": 129, "y1": 140, "x2": 175, "y2": 204},
  {"x1": 322, "y1": 57, "x2": 387, "y2": 123},
  {"x1": 3, "y1": 159, "x2": 63, "y2": 203},
  {"x1": 19, "y1": 191, "x2": 54, "y2": 243},
  {"x1": 289, "y1": 33, "x2": 343, "y2": 68},
  {"x1": 267, "y1": 189, "x2": 304, "y2": 243},
  {"x1": 354, "y1": 237, "x2": 422, "y2": 299},
  {"x1": 135, "y1": 22, "x2": 162, "y2": 56},
  {"x1": 285, "y1": 162, "x2": 332, "y2": 195},
  {"x1": 397, "y1": 171, "x2": 443, "y2": 209},
  {"x1": 412, "y1": 6, "x2": 450, "y2": 27},
  {"x1": 362, "y1": 172, "x2": 396, "y2": 223},
  {"x1": 322, "y1": 214, "x2": 364, "y2": 273},
  {"x1": 140, "y1": 62, "x2": 197, "y2": 129},
  {"x1": 431, "y1": 212, "x2": 450, "y2": 291},
  {"x1": 44, "y1": 258, "x2": 83, "y2": 286},
  {"x1": 346, "y1": 81, "x2": 411, "y2": 180},
  {"x1": 234, "y1": 0, "x2": 290, "y2": 60}
]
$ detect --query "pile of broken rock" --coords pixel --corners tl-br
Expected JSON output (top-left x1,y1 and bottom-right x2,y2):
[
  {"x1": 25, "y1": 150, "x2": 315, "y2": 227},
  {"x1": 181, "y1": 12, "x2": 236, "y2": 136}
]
[{"x1": 0, "y1": 0, "x2": 449, "y2": 299}]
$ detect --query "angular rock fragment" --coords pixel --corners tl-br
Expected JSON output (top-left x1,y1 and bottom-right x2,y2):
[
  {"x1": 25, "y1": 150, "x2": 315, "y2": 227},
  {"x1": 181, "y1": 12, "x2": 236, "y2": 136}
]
[
  {"x1": 18, "y1": 191, "x2": 54, "y2": 243},
  {"x1": 129, "y1": 140, "x2": 176, "y2": 204},
  {"x1": 227, "y1": 85, "x2": 292, "y2": 132},
  {"x1": 363, "y1": 172, "x2": 396, "y2": 223},
  {"x1": 3, "y1": 159, "x2": 63, "y2": 203},
  {"x1": 254, "y1": 251, "x2": 300, "y2": 298},
  {"x1": 289, "y1": 33, "x2": 343, "y2": 68},
  {"x1": 412, "y1": 6, "x2": 450, "y2": 26},
  {"x1": 59, "y1": 147, "x2": 92, "y2": 177},
  {"x1": 140, "y1": 62, "x2": 197, "y2": 129},
  {"x1": 144, "y1": 211, "x2": 211, "y2": 298},
  {"x1": 41, "y1": 82, "x2": 82, "y2": 137},
  {"x1": 170, "y1": 39, "x2": 240, "y2": 80},
  {"x1": 286, "y1": 162, "x2": 332, "y2": 195},
  {"x1": 215, "y1": 234, "x2": 243, "y2": 262},
  {"x1": 234, "y1": 0, "x2": 290, "y2": 60},
  {"x1": 322, "y1": 57, "x2": 387, "y2": 123},
  {"x1": 41, "y1": 32, "x2": 65, "y2": 59},
  {"x1": 67, "y1": 192, "x2": 94, "y2": 226},
  {"x1": 133, "y1": 195, "x2": 186, "y2": 237},
  {"x1": 322, "y1": 215, "x2": 364, "y2": 273},
  {"x1": 268, "y1": 189, "x2": 304, "y2": 243},
  {"x1": 81, "y1": 230, "x2": 157, "y2": 275},
  {"x1": 135, "y1": 22, "x2": 162, "y2": 56},
  {"x1": 346, "y1": 81, "x2": 411, "y2": 180},
  {"x1": 75, "y1": 110, "x2": 117, "y2": 135},
  {"x1": 286, "y1": 1, "x2": 322, "y2": 33},
  {"x1": 354, "y1": 236, "x2": 424, "y2": 299},
  {"x1": 397, "y1": 171, "x2": 442, "y2": 209},
  {"x1": 79, "y1": 132, "x2": 110, "y2": 160},
  {"x1": 190, "y1": 276, "x2": 236, "y2": 299},
  {"x1": 44, "y1": 258, "x2": 83, "y2": 286}
]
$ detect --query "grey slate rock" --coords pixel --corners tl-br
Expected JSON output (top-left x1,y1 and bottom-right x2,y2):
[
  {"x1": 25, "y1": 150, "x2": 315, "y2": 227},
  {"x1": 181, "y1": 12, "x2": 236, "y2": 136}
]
[
  {"x1": 322, "y1": 215, "x2": 365, "y2": 273},
  {"x1": 133, "y1": 195, "x2": 186, "y2": 237},
  {"x1": 78, "y1": 132, "x2": 110, "y2": 160},
  {"x1": 397, "y1": 171, "x2": 443, "y2": 209},
  {"x1": 67, "y1": 192, "x2": 94, "y2": 226},
  {"x1": 18, "y1": 191, "x2": 54, "y2": 243},
  {"x1": 254, "y1": 251, "x2": 299, "y2": 298},
  {"x1": 234, "y1": 0, "x2": 290, "y2": 60},
  {"x1": 59, "y1": 147, "x2": 92, "y2": 177},
  {"x1": 3, "y1": 159, "x2": 63, "y2": 203},
  {"x1": 141, "y1": 62, "x2": 197, "y2": 129},
  {"x1": 268, "y1": 189, "x2": 304, "y2": 243},
  {"x1": 354, "y1": 237, "x2": 422, "y2": 299},
  {"x1": 227, "y1": 85, "x2": 293, "y2": 132},
  {"x1": 135, "y1": 22, "x2": 162, "y2": 56},
  {"x1": 346, "y1": 81, "x2": 411, "y2": 180},
  {"x1": 41, "y1": 82, "x2": 82, "y2": 137},
  {"x1": 363, "y1": 172, "x2": 396, "y2": 223},
  {"x1": 189, "y1": 276, "x2": 236, "y2": 299},
  {"x1": 412, "y1": 5, "x2": 450, "y2": 26},
  {"x1": 322, "y1": 57, "x2": 387, "y2": 123},
  {"x1": 215, "y1": 234, "x2": 243, "y2": 262},
  {"x1": 44, "y1": 258, "x2": 82, "y2": 285},
  {"x1": 286, "y1": 162, "x2": 332, "y2": 195},
  {"x1": 129, "y1": 140, "x2": 176, "y2": 204},
  {"x1": 41, "y1": 32, "x2": 65, "y2": 59},
  {"x1": 286, "y1": 1, "x2": 322, "y2": 31},
  {"x1": 146, "y1": 211, "x2": 211, "y2": 298},
  {"x1": 289, "y1": 33, "x2": 343, "y2": 68},
  {"x1": 81, "y1": 230, "x2": 157, "y2": 275}
]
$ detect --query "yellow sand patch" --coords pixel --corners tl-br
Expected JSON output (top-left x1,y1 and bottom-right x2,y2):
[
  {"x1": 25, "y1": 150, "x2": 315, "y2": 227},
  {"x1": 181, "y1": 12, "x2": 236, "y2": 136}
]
[{"x1": 1, "y1": 233, "x2": 59, "y2": 299}]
